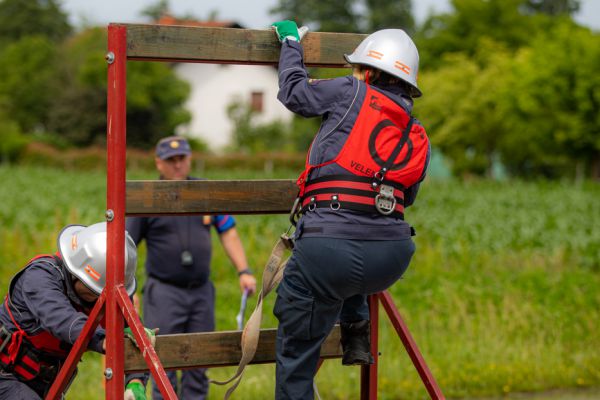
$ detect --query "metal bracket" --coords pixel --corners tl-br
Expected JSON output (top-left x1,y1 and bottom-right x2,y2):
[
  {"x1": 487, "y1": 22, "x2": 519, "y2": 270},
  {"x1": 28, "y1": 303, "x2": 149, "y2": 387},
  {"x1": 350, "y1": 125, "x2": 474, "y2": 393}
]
[{"x1": 374, "y1": 184, "x2": 396, "y2": 215}]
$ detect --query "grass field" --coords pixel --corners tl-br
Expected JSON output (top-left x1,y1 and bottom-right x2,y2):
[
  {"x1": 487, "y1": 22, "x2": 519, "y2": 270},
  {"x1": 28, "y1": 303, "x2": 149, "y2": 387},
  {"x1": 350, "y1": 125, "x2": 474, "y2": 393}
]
[{"x1": 0, "y1": 165, "x2": 598, "y2": 399}]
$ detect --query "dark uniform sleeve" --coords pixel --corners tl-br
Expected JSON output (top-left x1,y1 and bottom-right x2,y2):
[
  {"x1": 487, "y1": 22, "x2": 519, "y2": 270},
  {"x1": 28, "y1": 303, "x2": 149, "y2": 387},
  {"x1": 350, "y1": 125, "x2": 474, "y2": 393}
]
[
  {"x1": 277, "y1": 39, "x2": 355, "y2": 118},
  {"x1": 403, "y1": 183, "x2": 420, "y2": 207},
  {"x1": 404, "y1": 141, "x2": 431, "y2": 207},
  {"x1": 126, "y1": 216, "x2": 147, "y2": 245},
  {"x1": 19, "y1": 267, "x2": 105, "y2": 353}
]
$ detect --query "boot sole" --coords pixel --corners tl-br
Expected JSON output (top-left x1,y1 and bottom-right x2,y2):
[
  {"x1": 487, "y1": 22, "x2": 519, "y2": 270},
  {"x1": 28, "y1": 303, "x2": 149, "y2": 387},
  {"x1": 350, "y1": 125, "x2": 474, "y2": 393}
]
[{"x1": 342, "y1": 351, "x2": 375, "y2": 366}]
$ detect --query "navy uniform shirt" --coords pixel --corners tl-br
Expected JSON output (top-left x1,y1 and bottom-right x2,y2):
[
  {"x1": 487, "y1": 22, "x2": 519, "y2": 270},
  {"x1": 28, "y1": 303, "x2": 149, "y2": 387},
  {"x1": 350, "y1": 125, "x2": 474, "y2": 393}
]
[
  {"x1": 277, "y1": 40, "x2": 430, "y2": 240},
  {"x1": 0, "y1": 257, "x2": 105, "y2": 354},
  {"x1": 126, "y1": 191, "x2": 236, "y2": 287}
]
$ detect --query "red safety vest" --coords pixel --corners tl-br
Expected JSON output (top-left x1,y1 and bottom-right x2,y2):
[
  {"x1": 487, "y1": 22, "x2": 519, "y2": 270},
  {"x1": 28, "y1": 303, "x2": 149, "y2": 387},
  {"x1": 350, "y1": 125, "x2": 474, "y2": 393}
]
[
  {"x1": 0, "y1": 254, "x2": 85, "y2": 382},
  {"x1": 296, "y1": 85, "x2": 429, "y2": 218}
]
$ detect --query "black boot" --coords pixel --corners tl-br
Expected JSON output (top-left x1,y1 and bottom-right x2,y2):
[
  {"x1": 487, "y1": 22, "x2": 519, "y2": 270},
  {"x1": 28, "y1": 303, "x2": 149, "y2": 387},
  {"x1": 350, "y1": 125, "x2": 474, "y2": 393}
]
[{"x1": 340, "y1": 320, "x2": 374, "y2": 366}]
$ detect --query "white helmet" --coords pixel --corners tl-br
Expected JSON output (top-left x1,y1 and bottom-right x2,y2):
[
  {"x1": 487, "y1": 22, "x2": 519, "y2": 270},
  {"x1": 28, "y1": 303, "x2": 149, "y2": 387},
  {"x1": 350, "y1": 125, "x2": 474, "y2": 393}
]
[
  {"x1": 57, "y1": 222, "x2": 137, "y2": 296},
  {"x1": 344, "y1": 29, "x2": 422, "y2": 97}
]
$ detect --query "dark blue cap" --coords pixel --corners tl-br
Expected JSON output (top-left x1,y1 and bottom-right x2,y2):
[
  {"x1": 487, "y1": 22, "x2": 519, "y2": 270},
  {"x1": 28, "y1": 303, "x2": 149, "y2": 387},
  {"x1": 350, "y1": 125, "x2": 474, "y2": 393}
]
[{"x1": 155, "y1": 136, "x2": 192, "y2": 160}]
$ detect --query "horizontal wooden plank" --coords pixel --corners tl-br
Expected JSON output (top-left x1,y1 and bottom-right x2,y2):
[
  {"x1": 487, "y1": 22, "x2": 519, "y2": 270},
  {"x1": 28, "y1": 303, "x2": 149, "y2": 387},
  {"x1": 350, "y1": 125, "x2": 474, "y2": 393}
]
[
  {"x1": 126, "y1": 179, "x2": 298, "y2": 216},
  {"x1": 124, "y1": 326, "x2": 342, "y2": 372},
  {"x1": 120, "y1": 24, "x2": 366, "y2": 67}
]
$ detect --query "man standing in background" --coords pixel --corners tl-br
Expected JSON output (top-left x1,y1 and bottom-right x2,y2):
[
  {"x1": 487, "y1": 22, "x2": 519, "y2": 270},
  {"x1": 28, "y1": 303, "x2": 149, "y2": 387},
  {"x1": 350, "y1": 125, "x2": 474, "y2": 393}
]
[{"x1": 126, "y1": 136, "x2": 256, "y2": 400}]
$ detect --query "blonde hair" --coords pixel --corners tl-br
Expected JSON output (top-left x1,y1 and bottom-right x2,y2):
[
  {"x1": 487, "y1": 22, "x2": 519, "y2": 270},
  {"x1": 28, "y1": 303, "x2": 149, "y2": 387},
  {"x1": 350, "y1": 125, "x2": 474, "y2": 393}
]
[{"x1": 352, "y1": 65, "x2": 412, "y2": 94}]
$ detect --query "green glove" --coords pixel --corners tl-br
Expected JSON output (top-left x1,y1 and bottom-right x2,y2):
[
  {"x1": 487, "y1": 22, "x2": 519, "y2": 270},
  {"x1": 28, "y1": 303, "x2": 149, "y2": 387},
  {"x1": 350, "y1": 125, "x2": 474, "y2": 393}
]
[
  {"x1": 124, "y1": 381, "x2": 146, "y2": 400},
  {"x1": 271, "y1": 20, "x2": 309, "y2": 43},
  {"x1": 124, "y1": 327, "x2": 157, "y2": 348}
]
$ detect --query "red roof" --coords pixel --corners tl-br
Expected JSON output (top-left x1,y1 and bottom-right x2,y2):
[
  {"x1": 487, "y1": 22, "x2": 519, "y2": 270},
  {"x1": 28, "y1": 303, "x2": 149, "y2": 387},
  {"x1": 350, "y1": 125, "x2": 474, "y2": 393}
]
[{"x1": 157, "y1": 15, "x2": 242, "y2": 28}]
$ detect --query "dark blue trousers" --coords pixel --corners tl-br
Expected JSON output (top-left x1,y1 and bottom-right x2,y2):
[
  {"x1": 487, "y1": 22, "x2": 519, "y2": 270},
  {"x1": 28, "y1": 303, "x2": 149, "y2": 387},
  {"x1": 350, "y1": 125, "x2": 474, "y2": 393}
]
[
  {"x1": 143, "y1": 276, "x2": 215, "y2": 400},
  {"x1": 274, "y1": 237, "x2": 415, "y2": 400},
  {"x1": 0, "y1": 372, "x2": 41, "y2": 400}
]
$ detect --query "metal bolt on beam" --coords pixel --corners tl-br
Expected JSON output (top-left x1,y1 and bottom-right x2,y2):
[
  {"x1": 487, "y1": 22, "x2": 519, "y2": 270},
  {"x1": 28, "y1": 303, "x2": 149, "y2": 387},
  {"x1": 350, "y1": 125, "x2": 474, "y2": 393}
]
[
  {"x1": 105, "y1": 51, "x2": 115, "y2": 64},
  {"x1": 104, "y1": 368, "x2": 113, "y2": 380},
  {"x1": 105, "y1": 209, "x2": 115, "y2": 222}
]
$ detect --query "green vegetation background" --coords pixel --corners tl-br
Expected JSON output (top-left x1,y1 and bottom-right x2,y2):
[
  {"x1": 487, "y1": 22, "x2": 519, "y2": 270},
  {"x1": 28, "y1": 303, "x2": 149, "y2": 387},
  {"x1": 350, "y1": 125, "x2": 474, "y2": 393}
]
[
  {"x1": 0, "y1": 165, "x2": 598, "y2": 399},
  {"x1": 2, "y1": 1, "x2": 600, "y2": 181}
]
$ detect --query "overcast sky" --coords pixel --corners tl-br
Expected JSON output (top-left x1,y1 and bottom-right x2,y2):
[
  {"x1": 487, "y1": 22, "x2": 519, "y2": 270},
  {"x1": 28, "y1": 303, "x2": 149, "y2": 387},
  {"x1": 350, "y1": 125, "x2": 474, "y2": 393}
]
[{"x1": 61, "y1": 0, "x2": 599, "y2": 30}]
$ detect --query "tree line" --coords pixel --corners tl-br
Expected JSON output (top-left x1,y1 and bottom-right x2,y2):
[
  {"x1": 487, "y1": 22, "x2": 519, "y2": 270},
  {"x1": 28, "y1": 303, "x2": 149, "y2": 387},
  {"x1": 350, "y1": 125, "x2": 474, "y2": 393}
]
[
  {"x1": 0, "y1": 0, "x2": 190, "y2": 156},
  {"x1": 272, "y1": 0, "x2": 599, "y2": 179},
  {"x1": 0, "y1": 0, "x2": 598, "y2": 179}
]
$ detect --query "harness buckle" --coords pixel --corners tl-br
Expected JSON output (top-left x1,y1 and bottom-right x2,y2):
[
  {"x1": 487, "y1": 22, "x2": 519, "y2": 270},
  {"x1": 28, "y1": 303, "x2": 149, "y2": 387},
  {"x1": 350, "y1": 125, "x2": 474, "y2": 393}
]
[
  {"x1": 281, "y1": 224, "x2": 296, "y2": 250},
  {"x1": 372, "y1": 168, "x2": 387, "y2": 188},
  {"x1": 280, "y1": 232, "x2": 295, "y2": 250},
  {"x1": 374, "y1": 184, "x2": 396, "y2": 215},
  {"x1": 0, "y1": 325, "x2": 12, "y2": 354},
  {"x1": 288, "y1": 197, "x2": 301, "y2": 227}
]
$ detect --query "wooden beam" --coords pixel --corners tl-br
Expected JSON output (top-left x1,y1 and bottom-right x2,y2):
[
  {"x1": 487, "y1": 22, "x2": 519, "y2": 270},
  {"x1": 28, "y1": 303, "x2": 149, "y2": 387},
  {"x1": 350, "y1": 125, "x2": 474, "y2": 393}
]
[
  {"x1": 120, "y1": 24, "x2": 366, "y2": 67},
  {"x1": 126, "y1": 179, "x2": 298, "y2": 216},
  {"x1": 124, "y1": 326, "x2": 342, "y2": 372}
]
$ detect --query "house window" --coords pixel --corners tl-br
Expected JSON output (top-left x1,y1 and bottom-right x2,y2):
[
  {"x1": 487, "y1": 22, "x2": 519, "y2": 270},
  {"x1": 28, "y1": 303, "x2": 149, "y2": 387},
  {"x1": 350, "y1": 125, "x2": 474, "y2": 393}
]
[{"x1": 250, "y1": 91, "x2": 264, "y2": 113}]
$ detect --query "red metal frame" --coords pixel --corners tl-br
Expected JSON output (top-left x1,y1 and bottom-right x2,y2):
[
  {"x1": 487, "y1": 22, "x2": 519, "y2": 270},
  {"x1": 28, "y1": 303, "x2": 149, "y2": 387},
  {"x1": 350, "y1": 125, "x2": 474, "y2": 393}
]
[
  {"x1": 45, "y1": 292, "x2": 106, "y2": 399},
  {"x1": 104, "y1": 24, "x2": 176, "y2": 400},
  {"x1": 379, "y1": 291, "x2": 445, "y2": 399},
  {"x1": 105, "y1": 23, "x2": 127, "y2": 399},
  {"x1": 46, "y1": 23, "x2": 445, "y2": 400},
  {"x1": 361, "y1": 294, "x2": 379, "y2": 399},
  {"x1": 45, "y1": 24, "x2": 176, "y2": 400}
]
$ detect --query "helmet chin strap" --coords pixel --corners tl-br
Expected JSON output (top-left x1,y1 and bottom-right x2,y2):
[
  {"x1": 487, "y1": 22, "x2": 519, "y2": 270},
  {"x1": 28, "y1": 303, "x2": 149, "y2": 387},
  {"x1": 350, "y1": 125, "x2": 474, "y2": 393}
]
[
  {"x1": 61, "y1": 264, "x2": 83, "y2": 305},
  {"x1": 61, "y1": 264, "x2": 96, "y2": 309},
  {"x1": 365, "y1": 70, "x2": 370, "y2": 85}
]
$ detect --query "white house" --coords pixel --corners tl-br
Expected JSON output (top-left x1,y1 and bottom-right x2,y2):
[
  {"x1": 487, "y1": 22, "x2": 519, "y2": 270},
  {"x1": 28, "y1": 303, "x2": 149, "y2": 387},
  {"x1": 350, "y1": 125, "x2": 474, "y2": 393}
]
[{"x1": 159, "y1": 17, "x2": 294, "y2": 151}]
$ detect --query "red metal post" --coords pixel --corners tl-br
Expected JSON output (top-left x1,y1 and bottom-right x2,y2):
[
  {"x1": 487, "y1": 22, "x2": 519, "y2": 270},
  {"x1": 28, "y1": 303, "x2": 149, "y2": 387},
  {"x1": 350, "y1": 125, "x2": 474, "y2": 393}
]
[
  {"x1": 360, "y1": 294, "x2": 379, "y2": 400},
  {"x1": 316, "y1": 359, "x2": 324, "y2": 372},
  {"x1": 106, "y1": 24, "x2": 127, "y2": 399},
  {"x1": 378, "y1": 291, "x2": 445, "y2": 400},
  {"x1": 44, "y1": 293, "x2": 106, "y2": 399},
  {"x1": 116, "y1": 287, "x2": 178, "y2": 398}
]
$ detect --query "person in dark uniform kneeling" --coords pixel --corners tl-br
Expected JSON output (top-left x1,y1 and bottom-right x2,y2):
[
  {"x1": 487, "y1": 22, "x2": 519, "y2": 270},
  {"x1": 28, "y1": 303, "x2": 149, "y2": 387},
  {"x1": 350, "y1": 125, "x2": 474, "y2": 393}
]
[{"x1": 0, "y1": 222, "x2": 151, "y2": 400}]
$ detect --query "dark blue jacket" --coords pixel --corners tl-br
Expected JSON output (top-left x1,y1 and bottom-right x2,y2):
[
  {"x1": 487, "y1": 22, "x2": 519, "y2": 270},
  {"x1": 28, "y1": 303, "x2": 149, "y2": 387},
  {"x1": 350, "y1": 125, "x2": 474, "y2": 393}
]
[
  {"x1": 0, "y1": 256, "x2": 146, "y2": 388},
  {"x1": 0, "y1": 257, "x2": 105, "y2": 354}
]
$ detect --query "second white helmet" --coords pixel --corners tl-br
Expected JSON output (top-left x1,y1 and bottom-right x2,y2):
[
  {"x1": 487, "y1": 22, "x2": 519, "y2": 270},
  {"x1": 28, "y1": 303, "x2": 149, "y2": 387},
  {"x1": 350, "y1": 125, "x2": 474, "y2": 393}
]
[
  {"x1": 57, "y1": 222, "x2": 137, "y2": 296},
  {"x1": 344, "y1": 29, "x2": 422, "y2": 97}
]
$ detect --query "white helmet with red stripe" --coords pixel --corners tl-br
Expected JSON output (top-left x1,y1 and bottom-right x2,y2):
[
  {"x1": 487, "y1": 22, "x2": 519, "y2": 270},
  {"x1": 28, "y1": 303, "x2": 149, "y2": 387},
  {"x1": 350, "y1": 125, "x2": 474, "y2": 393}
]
[
  {"x1": 344, "y1": 29, "x2": 421, "y2": 97},
  {"x1": 57, "y1": 222, "x2": 137, "y2": 296}
]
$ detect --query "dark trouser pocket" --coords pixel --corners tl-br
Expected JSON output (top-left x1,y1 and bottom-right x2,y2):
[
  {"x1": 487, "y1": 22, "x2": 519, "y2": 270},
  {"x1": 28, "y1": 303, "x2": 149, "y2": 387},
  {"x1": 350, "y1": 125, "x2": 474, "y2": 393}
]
[{"x1": 274, "y1": 278, "x2": 314, "y2": 341}]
